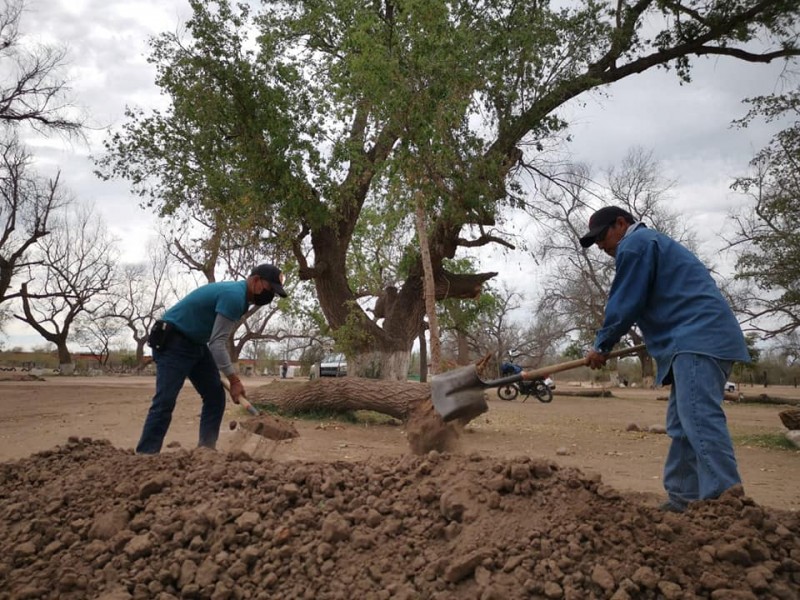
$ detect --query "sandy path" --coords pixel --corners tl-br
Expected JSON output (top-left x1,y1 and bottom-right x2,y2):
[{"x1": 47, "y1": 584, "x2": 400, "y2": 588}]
[{"x1": 0, "y1": 375, "x2": 797, "y2": 511}]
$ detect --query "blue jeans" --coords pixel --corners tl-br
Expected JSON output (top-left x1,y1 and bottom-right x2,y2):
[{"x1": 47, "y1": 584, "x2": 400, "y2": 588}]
[
  {"x1": 136, "y1": 334, "x2": 226, "y2": 454},
  {"x1": 663, "y1": 353, "x2": 741, "y2": 509}
]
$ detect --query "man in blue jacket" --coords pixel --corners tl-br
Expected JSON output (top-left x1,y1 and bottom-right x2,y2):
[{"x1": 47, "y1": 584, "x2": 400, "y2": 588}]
[
  {"x1": 579, "y1": 207, "x2": 750, "y2": 512},
  {"x1": 136, "y1": 263, "x2": 288, "y2": 454}
]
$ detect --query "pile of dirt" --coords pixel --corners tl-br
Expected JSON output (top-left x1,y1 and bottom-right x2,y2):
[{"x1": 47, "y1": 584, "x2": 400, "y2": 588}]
[{"x1": 1, "y1": 439, "x2": 798, "y2": 600}]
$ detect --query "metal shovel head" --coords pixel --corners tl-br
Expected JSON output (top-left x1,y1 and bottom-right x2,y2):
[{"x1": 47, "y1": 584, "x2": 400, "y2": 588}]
[{"x1": 430, "y1": 365, "x2": 490, "y2": 422}]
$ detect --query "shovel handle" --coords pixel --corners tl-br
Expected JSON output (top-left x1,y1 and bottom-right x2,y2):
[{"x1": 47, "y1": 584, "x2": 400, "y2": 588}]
[
  {"x1": 485, "y1": 344, "x2": 647, "y2": 388},
  {"x1": 220, "y1": 376, "x2": 260, "y2": 416},
  {"x1": 520, "y1": 344, "x2": 646, "y2": 381}
]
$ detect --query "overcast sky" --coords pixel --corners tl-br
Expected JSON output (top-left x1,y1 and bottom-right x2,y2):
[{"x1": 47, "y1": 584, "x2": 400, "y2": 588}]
[{"x1": 6, "y1": 0, "x2": 794, "y2": 349}]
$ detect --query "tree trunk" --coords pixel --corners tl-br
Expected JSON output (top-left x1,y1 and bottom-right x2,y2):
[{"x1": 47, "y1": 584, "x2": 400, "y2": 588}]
[
  {"x1": 56, "y1": 341, "x2": 72, "y2": 373},
  {"x1": 629, "y1": 335, "x2": 654, "y2": 380},
  {"x1": 415, "y1": 195, "x2": 441, "y2": 376},
  {"x1": 381, "y1": 350, "x2": 411, "y2": 381},
  {"x1": 250, "y1": 377, "x2": 428, "y2": 420},
  {"x1": 418, "y1": 329, "x2": 428, "y2": 383},
  {"x1": 304, "y1": 222, "x2": 496, "y2": 382},
  {"x1": 349, "y1": 350, "x2": 410, "y2": 380},
  {"x1": 246, "y1": 377, "x2": 482, "y2": 454},
  {"x1": 456, "y1": 329, "x2": 470, "y2": 365},
  {"x1": 136, "y1": 338, "x2": 148, "y2": 369}
]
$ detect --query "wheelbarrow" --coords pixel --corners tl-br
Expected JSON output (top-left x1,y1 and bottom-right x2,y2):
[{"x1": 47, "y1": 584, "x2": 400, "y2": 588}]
[{"x1": 430, "y1": 344, "x2": 646, "y2": 422}]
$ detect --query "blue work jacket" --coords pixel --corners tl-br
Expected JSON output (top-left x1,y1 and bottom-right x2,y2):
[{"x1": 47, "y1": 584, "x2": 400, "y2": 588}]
[{"x1": 593, "y1": 225, "x2": 750, "y2": 384}]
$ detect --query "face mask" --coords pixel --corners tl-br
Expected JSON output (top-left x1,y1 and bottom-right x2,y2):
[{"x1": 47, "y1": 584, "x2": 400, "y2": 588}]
[{"x1": 253, "y1": 289, "x2": 275, "y2": 306}]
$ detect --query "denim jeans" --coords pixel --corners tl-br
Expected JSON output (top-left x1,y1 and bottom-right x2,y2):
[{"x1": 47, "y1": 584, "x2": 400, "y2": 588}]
[
  {"x1": 136, "y1": 334, "x2": 226, "y2": 454},
  {"x1": 663, "y1": 353, "x2": 741, "y2": 509}
]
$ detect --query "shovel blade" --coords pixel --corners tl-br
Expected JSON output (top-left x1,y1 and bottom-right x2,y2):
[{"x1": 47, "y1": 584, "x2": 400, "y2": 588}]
[{"x1": 430, "y1": 365, "x2": 489, "y2": 422}]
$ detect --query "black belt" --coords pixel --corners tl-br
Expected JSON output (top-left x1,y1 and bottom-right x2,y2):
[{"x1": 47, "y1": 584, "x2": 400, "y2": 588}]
[{"x1": 149, "y1": 320, "x2": 201, "y2": 350}]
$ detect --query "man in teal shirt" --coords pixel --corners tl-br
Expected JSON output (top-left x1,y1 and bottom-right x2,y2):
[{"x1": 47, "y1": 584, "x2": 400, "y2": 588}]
[
  {"x1": 580, "y1": 207, "x2": 750, "y2": 512},
  {"x1": 136, "y1": 264, "x2": 288, "y2": 454}
]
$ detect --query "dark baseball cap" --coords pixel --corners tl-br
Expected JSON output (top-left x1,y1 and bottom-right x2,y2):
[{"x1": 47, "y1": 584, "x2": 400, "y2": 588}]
[
  {"x1": 250, "y1": 264, "x2": 288, "y2": 297},
  {"x1": 579, "y1": 206, "x2": 634, "y2": 248}
]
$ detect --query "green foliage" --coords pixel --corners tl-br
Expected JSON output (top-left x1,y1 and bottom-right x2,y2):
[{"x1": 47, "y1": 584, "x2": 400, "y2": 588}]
[
  {"x1": 95, "y1": 0, "x2": 309, "y2": 232},
  {"x1": 329, "y1": 300, "x2": 375, "y2": 356},
  {"x1": 437, "y1": 258, "x2": 498, "y2": 333},
  {"x1": 348, "y1": 202, "x2": 415, "y2": 292},
  {"x1": 98, "y1": 0, "x2": 800, "y2": 366},
  {"x1": 562, "y1": 341, "x2": 585, "y2": 361},
  {"x1": 251, "y1": 401, "x2": 398, "y2": 426},
  {"x1": 745, "y1": 333, "x2": 761, "y2": 365},
  {"x1": 733, "y1": 432, "x2": 798, "y2": 452}
]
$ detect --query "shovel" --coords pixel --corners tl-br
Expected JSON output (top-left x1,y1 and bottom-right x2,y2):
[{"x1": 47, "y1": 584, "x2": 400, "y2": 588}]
[
  {"x1": 220, "y1": 377, "x2": 260, "y2": 417},
  {"x1": 431, "y1": 344, "x2": 646, "y2": 422}
]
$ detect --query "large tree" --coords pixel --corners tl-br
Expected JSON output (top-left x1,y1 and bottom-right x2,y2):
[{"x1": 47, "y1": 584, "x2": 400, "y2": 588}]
[{"x1": 99, "y1": 0, "x2": 799, "y2": 380}]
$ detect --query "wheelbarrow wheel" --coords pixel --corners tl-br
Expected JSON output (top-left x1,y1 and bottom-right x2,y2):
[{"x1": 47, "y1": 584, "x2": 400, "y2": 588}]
[
  {"x1": 497, "y1": 384, "x2": 519, "y2": 401},
  {"x1": 534, "y1": 380, "x2": 553, "y2": 403}
]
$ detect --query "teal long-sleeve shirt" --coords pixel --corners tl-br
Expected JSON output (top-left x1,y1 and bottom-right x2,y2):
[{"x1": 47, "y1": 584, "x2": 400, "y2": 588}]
[
  {"x1": 161, "y1": 280, "x2": 249, "y2": 375},
  {"x1": 593, "y1": 225, "x2": 750, "y2": 384}
]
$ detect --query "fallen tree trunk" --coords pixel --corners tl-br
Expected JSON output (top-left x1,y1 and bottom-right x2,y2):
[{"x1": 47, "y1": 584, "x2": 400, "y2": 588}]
[
  {"x1": 554, "y1": 390, "x2": 612, "y2": 398},
  {"x1": 724, "y1": 393, "x2": 800, "y2": 407},
  {"x1": 248, "y1": 377, "x2": 431, "y2": 420},
  {"x1": 247, "y1": 377, "x2": 479, "y2": 454}
]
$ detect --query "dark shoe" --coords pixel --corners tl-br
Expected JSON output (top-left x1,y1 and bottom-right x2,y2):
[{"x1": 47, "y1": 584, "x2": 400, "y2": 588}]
[{"x1": 659, "y1": 501, "x2": 685, "y2": 513}]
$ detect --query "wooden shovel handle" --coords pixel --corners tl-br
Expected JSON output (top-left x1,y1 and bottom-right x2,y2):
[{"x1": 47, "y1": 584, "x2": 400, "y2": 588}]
[
  {"x1": 220, "y1": 376, "x2": 260, "y2": 416},
  {"x1": 521, "y1": 344, "x2": 646, "y2": 381}
]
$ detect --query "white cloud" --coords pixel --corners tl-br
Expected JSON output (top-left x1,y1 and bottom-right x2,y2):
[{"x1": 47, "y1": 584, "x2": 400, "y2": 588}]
[{"x1": 21, "y1": 0, "x2": 191, "y2": 265}]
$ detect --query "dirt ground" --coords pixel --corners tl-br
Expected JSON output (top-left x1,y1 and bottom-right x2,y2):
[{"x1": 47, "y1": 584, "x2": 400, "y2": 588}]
[
  {"x1": 1, "y1": 375, "x2": 799, "y2": 599},
  {"x1": 0, "y1": 375, "x2": 797, "y2": 511}
]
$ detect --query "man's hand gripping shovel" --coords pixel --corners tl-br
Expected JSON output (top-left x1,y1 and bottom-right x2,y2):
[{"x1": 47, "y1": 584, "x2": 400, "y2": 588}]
[{"x1": 221, "y1": 375, "x2": 260, "y2": 417}]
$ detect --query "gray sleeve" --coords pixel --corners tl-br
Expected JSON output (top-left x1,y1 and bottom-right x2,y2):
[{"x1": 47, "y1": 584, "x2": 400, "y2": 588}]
[{"x1": 208, "y1": 313, "x2": 237, "y2": 375}]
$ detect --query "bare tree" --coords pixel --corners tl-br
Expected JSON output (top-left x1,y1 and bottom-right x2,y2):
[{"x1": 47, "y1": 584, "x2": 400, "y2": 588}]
[
  {"x1": 455, "y1": 282, "x2": 568, "y2": 375},
  {"x1": 105, "y1": 240, "x2": 174, "y2": 367},
  {"x1": 0, "y1": 134, "x2": 66, "y2": 306},
  {"x1": 156, "y1": 204, "x2": 306, "y2": 365},
  {"x1": 454, "y1": 283, "x2": 524, "y2": 367},
  {"x1": 0, "y1": 0, "x2": 83, "y2": 337},
  {"x1": 15, "y1": 203, "x2": 117, "y2": 371},
  {"x1": 74, "y1": 313, "x2": 125, "y2": 368},
  {"x1": 533, "y1": 149, "x2": 693, "y2": 379},
  {"x1": 0, "y1": 0, "x2": 83, "y2": 135},
  {"x1": 727, "y1": 90, "x2": 800, "y2": 341},
  {"x1": 607, "y1": 148, "x2": 693, "y2": 247}
]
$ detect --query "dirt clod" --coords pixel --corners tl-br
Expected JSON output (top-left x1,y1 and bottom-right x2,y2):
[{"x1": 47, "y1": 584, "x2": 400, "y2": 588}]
[
  {"x1": 239, "y1": 414, "x2": 299, "y2": 440},
  {"x1": 1, "y1": 438, "x2": 798, "y2": 600}
]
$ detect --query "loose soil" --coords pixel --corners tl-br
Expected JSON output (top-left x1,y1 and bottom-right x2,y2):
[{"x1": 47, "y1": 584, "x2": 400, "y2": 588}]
[{"x1": 0, "y1": 376, "x2": 798, "y2": 599}]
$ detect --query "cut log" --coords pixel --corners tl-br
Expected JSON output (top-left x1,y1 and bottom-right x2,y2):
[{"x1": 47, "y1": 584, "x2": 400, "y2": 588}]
[
  {"x1": 247, "y1": 377, "x2": 473, "y2": 455},
  {"x1": 248, "y1": 377, "x2": 431, "y2": 421},
  {"x1": 736, "y1": 394, "x2": 800, "y2": 407},
  {"x1": 553, "y1": 390, "x2": 612, "y2": 398}
]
